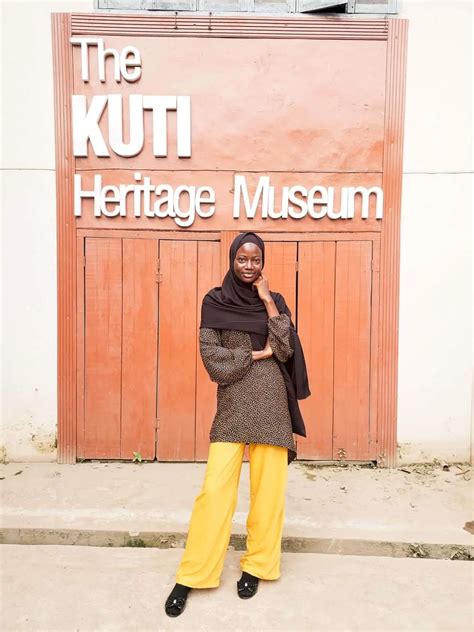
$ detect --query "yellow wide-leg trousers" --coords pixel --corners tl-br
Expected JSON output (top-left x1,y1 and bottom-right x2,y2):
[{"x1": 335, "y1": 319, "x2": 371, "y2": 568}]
[{"x1": 175, "y1": 441, "x2": 289, "y2": 588}]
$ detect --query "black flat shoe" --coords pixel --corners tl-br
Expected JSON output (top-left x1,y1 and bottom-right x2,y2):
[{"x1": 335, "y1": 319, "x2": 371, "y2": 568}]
[
  {"x1": 164, "y1": 584, "x2": 191, "y2": 617},
  {"x1": 237, "y1": 572, "x2": 259, "y2": 599}
]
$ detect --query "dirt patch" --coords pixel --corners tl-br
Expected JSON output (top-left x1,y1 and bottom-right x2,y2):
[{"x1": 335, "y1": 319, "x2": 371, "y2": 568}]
[
  {"x1": 296, "y1": 461, "x2": 377, "y2": 481},
  {"x1": 296, "y1": 460, "x2": 472, "y2": 482},
  {"x1": 398, "y1": 461, "x2": 472, "y2": 484},
  {"x1": 30, "y1": 433, "x2": 57, "y2": 455}
]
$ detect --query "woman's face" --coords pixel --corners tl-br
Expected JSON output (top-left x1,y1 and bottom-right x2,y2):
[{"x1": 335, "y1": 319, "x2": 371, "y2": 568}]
[{"x1": 233, "y1": 243, "x2": 263, "y2": 284}]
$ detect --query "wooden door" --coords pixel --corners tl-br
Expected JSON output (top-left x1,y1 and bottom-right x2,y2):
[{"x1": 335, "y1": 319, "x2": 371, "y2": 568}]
[
  {"x1": 79, "y1": 235, "x2": 376, "y2": 463},
  {"x1": 121, "y1": 239, "x2": 159, "y2": 460},
  {"x1": 156, "y1": 239, "x2": 221, "y2": 461},
  {"x1": 79, "y1": 237, "x2": 158, "y2": 460},
  {"x1": 332, "y1": 241, "x2": 373, "y2": 460},
  {"x1": 80, "y1": 236, "x2": 219, "y2": 462},
  {"x1": 156, "y1": 240, "x2": 197, "y2": 461},
  {"x1": 297, "y1": 239, "x2": 375, "y2": 460},
  {"x1": 297, "y1": 241, "x2": 336, "y2": 459}
]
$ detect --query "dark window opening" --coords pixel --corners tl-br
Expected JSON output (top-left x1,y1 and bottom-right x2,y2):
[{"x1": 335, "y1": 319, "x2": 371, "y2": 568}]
[{"x1": 303, "y1": 4, "x2": 347, "y2": 13}]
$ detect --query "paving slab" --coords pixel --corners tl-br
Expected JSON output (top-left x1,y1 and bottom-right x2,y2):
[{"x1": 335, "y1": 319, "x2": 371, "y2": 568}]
[
  {"x1": 1, "y1": 461, "x2": 472, "y2": 548},
  {"x1": 2, "y1": 545, "x2": 473, "y2": 631}
]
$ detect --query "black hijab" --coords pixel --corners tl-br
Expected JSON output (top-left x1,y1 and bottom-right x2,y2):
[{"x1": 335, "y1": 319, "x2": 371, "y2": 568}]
[{"x1": 200, "y1": 231, "x2": 311, "y2": 437}]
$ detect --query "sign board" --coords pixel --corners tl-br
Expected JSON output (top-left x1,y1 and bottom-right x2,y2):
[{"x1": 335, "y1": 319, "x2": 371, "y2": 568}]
[{"x1": 70, "y1": 31, "x2": 387, "y2": 231}]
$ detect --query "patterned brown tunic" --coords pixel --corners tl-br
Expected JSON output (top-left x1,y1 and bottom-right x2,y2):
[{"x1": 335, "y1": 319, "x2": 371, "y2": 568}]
[{"x1": 199, "y1": 313, "x2": 297, "y2": 464}]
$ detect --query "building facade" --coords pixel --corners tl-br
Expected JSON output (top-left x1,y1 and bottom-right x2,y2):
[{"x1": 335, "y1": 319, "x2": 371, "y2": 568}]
[{"x1": 1, "y1": 0, "x2": 472, "y2": 466}]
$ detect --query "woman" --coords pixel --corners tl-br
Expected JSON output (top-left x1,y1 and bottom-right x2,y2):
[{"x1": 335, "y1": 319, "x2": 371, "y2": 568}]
[{"x1": 164, "y1": 231, "x2": 310, "y2": 617}]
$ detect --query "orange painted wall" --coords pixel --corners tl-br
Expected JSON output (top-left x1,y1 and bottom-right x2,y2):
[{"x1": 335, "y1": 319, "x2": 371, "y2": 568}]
[{"x1": 53, "y1": 14, "x2": 407, "y2": 464}]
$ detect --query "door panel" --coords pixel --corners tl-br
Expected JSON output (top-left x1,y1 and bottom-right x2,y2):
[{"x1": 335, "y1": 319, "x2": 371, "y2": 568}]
[
  {"x1": 333, "y1": 241, "x2": 372, "y2": 460},
  {"x1": 121, "y1": 239, "x2": 159, "y2": 460},
  {"x1": 195, "y1": 241, "x2": 221, "y2": 460},
  {"x1": 264, "y1": 242, "x2": 297, "y2": 319},
  {"x1": 82, "y1": 237, "x2": 159, "y2": 460},
  {"x1": 297, "y1": 242, "x2": 336, "y2": 459},
  {"x1": 83, "y1": 238, "x2": 122, "y2": 458},
  {"x1": 157, "y1": 240, "x2": 198, "y2": 460},
  {"x1": 297, "y1": 240, "x2": 374, "y2": 460}
]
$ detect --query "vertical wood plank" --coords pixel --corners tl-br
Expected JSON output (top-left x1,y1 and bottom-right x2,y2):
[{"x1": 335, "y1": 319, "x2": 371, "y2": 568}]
[
  {"x1": 369, "y1": 239, "x2": 380, "y2": 460},
  {"x1": 121, "y1": 239, "x2": 159, "y2": 460},
  {"x1": 220, "y1": 231, "x2": 240, "y2": 279},
  {"x1": 297, "y1": 241, "x2": 335, "y2": 459},
  {"x1": 157, "y1": 240, "x2": 198, "y2": 460},
  {"x1": 264, "y1": 242, "x2": 297, "y2": 319},
  {"x1": 195, "y1": 241, "x2": 221, "y2": 461},
  {"x1": 333, "y1": 241, "x2": 372, "y2": 461},
  {"x1": 84, "y1": 238, "x2": 122, "y2": 458}
]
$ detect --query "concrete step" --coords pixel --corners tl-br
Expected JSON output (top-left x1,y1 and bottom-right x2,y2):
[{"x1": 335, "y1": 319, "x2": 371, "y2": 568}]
[
  {"x1": 1, "y1": 526, "x2": 473, "y2": 561},
  {"x1": 1, "y1": 461, "x2": 472, "y2": 558}
]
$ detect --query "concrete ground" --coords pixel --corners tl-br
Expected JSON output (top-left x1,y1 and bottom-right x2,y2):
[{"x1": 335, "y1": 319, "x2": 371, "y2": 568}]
[
  {"x1": 1, "y1": 460, "x2": 473, "y2": 546},
  {"x1": 2, "y1": 545, "x2": 473, "y2": 632},
  {"x1": 1, "y1": 460, "x2": 473, "y2": 631}
]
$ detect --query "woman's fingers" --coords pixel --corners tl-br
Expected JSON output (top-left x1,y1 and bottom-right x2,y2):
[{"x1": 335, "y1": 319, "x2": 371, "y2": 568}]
[{"x1": 262, "y1": 338, "x2": 273, "y2": 357}]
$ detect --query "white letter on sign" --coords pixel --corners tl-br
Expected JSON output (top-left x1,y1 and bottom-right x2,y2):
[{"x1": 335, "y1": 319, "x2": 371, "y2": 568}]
[
  {"x1": 70, "y1": 38, "x2": 99, "y2": 82},
  {"x1": 120, "y1": 46, "x2": 142, "y2": 82},
  {"x1": 97, "y1": 38, "x2": 121, "y2": 83},
  {"x1": 143, "y1": 96, "x2": 191, "y2": 158},
  {"x1": 143, "y1": 96, "x2": 177, "y2": 157},
  {"x1": 177, "y1": 96, "x2": 191, "y2": 158},
  {"x1": 74, "y1": 174, "x2": 103, "y2": 217},
  {"x1": 347, "y1": 186, "x2": 384, "y2": 219},
  {"x1": 233, "y1": 175, "x2": 269, "y2": 219},
  {"x1": 72, "y1": 95, "x2": 109, "y2": 157},
  {"x1": 108, "y1": 95, "x2": 144, "y2": 157}
]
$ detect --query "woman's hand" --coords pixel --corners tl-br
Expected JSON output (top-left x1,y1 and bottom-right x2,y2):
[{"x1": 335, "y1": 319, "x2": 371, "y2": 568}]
[
  {"x1": 253, "y1": 274, "x2": 279, "y2": 318},
  {"x1": 252, "y1": 337, "x2": 273, "y2": 361},
  {"x1": 252, "y1": 274, "x2": 272, "y2": 303}
]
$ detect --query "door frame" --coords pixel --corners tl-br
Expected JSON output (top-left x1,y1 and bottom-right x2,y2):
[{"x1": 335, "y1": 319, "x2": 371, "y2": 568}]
[{"x1": 53, "y1": 14, "x2": 407, "y2": 466}]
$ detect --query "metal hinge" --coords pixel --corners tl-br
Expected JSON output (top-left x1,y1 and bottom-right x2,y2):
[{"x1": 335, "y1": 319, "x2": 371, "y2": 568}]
[
  {"x1": 371, "y1": 259, "x2": 379, "y2": 272},
  {"x1": 155, "y1": 258, "x2": 162, "y2": 283},
  {"x1": 295, "y1": 261, "x2": 299, "y2": 272},
  {"x1": 83, "y1": 255, "x2": 86, "y2": 268},
  {"x1": 154, "y1": 418, "x2": 160, "y2": 444}
]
